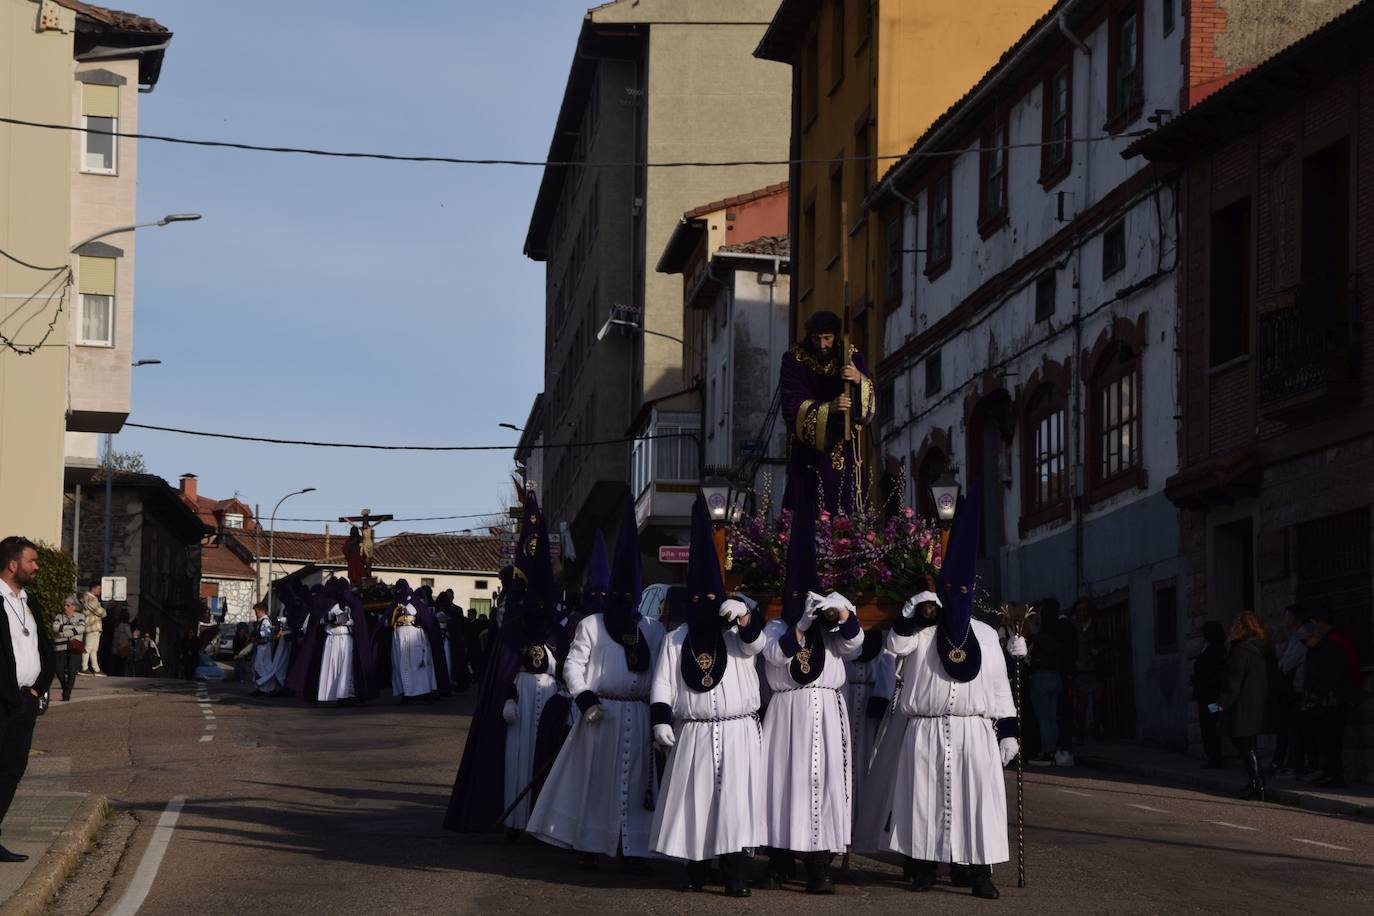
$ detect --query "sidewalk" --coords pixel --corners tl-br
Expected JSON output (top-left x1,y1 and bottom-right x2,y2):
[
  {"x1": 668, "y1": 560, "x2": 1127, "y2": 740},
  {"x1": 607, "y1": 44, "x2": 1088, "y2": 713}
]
[{"x1": 1074, "y1": 740, "x2": 1374, "y2": 819}]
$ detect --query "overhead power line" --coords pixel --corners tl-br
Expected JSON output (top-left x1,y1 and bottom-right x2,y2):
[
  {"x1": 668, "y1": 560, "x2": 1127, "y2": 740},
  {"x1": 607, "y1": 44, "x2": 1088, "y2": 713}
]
[
  {"x1": 125, "y1": 422, "x2": 695, "y2": 451},
  {"x1": 275, "y1": 512, "x2": 502, "y2": 523},
  {"x1": 0, "y1": 115, "x2": 1147, "y2": 169}
]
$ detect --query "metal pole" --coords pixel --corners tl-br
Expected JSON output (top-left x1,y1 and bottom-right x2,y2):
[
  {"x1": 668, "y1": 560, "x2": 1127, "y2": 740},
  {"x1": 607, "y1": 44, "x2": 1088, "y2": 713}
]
[
  {"x1": 102, "y1": 432, "x2": 113, "y2": 578},
  {"x1": 1015, "y1": 656, "x2": 1026, "y2": 888},
  {"x1": 72, "y1": 484, "x2": 82, "y2": 586}
]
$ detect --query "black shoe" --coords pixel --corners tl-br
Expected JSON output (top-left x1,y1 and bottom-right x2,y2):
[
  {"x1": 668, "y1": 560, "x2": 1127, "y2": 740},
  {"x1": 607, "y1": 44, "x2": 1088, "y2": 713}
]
[
  {"x1": 971, "y1": 874, "x2": 1000, "y2": 899},
  {"x1": 0, "y1": 845, "x2": 29, "y2": 863},
  {"x1": 678, "y1": 881, "x2": 705, "y2": 893},
  {"x1": 579, "y1": 852, "x2": 599, "y2": 872},
  {"x1": 950, "y1": 863, "x2": 972, "y2": 887},
  {"x1": 723, "y1": 883, "x2": 752, "y2": 898},
  {"x1": 620, "y1": 857, "x2": 654, "y2": 876},
  {"x1": 753, "y1": 874, "x2": 782, "y2": 890},
  {"x1": 908, "y1": 860, "x2": 937, "y2": 892},
  {"x1": 805, "y1": 875, "x2": 835, "y2": 895}
]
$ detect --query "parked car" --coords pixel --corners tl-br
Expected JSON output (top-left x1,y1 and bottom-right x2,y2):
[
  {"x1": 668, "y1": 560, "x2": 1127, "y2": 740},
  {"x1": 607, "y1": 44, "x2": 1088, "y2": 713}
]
[
  {"x1": 213, "y1": 623, "x2": 241, "y2": 660},
  {"x1": 194, "y1": 653, "x2": 226, "y2": 682},
  {"x1": 638, "y1": 584, "x2": 686, "y2": 627}
]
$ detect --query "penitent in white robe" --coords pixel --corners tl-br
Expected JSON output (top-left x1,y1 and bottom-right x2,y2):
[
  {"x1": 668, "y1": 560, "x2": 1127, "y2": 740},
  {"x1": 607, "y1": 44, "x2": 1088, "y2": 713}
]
[
  {"x1": 317, "y1": 605, "x2": 354, "y2": 702},
  {"x1": 503, "y1": 646, "x2": 559, "y2": 831},
  {"x1": 761, "y1": 620, "x2": 864, "y2": 854},
  {"x1": 528, "y1": 616, "x2": 666, "y2": 856},
  {"x1": 253, "y1": 618, "x2": 289, "y2": 691},
  {"x1": 861, "y1": 620, "x2": 1015, "y2": 865},
  {"x1": 649, "y1": 624, "x2": 767, "y2": 861},
  {"x1": 391, "y1": 604, "x2": 437, "y2": 698},
  {"x1": 844, "y1": 648, "x2": 896, "y2": 822}
]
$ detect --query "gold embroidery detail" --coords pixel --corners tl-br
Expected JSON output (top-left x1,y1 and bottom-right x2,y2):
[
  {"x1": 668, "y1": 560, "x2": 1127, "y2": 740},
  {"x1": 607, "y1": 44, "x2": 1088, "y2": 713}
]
[
  {"x1": 695, "y1": 651, "x2": 714, "y2": 671},
  {"x1": 789, "y1": 345, "x2": 839, "y2": 376},
  {"x1": 528, "y1": 645, "x2": 546, "y2": 668},
  {"x1": 831, "y1": 443, "x2": 845, "y2": 471},
  {"x1": 859, "y1": 375, "x2": 875, "y2": 422},
  {"x1": 796, "y1": 646, "x2": 813, "y2": 675}
]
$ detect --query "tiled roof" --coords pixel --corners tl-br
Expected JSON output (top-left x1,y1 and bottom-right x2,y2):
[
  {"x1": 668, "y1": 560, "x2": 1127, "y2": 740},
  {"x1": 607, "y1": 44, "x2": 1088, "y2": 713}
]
[
  {"x1": 370, "y1": 533, "x2": 503, "y2": 574},
  {"x1": 719, "y1": 234, "x2": 789, "y2": 257},
  {"x1": 182, "y1": 493, "x2": 258, "y2": 531},
  {"x1": 227, "y1": 530, "x2": 344, "y2": 565},
  {"x1": 683, "y1": 182, "x2": 789, "y2": 220},
  {"x1": 200, "y1": 544, "x2": 256, "y2": 581},
  {"x1": 55, "y1": 0, "x2": 169, "y2": 33}
]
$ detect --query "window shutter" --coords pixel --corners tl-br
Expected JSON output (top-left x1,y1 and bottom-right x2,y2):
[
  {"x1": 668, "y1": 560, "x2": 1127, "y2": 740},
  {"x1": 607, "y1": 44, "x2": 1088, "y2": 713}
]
[
  {"x1": 83, "y1": 83, "x2": 119, "y2": 118},
  {"x1": 79, "y1": 256, "x2": 116, "y2": 295}
]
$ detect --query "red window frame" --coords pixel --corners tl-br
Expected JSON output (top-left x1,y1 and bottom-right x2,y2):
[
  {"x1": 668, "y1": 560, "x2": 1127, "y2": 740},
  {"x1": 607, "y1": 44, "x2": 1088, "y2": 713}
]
[
  {"x1": 925, "y1": 168, "x2": 952, "y2": 279},
  {"x1": 1040, "y1": 54, "x2": 1073, "y2": 188},
  {"x1": 978, "y1": 113, "x2": 1009, "y2": 237}
]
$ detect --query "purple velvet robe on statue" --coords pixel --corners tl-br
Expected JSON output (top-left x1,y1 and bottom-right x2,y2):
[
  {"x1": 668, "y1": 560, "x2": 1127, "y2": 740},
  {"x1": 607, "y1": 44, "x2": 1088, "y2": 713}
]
[{"x1": 779, "y1": 343, "x2": 876, "y2": 515}]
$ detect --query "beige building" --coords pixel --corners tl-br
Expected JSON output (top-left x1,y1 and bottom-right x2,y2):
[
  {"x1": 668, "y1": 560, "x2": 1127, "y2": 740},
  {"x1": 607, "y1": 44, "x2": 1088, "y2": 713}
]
[
  {"x1": 0, "y1": 0, "x2": 170, "y2": 548},
  {"x1": 524, "y1": 0, "x2": 790, "y2": 580}
]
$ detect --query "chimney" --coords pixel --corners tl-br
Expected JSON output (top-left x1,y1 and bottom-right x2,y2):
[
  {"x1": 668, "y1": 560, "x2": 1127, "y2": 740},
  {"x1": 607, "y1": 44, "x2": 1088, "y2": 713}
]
[{"x1": 179, "y1": 474, "x2": 198, "y2": 501}]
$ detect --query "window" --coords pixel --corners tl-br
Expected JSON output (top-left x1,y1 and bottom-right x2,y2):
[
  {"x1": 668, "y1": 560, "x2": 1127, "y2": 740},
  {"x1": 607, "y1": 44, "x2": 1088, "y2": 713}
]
[
  {"x1": 1041, "y1": 61, "x2": 1072, "y2": 183},
  {"x1": 829, "y1": 155, "x2": 844, "y2": 265},
  {"x1": 1023, "y1": 382, "x2": 1068, "y2": 523},
  {"x1": 924, "y1": 349, "x2": 942, "y2": 397},
  {"x1": 1162, "y1": 0, "x2": 1175, "y2": 37},
  {"x1": 979, "y1": 118, "x2": 1008, "y2": 231},
  {"x1": 77, "y1": 255, "x2": 116, "y2": 347},
  {"x1": 803, "y1": 35, "x2": 820, "y2": 126},
  {"x1": 1035, "y1": 271, "x2": 1056, "y2": 322},
  {"x1": 1208, "y1": 198, "x2": 1251, "y2": 367},
  {"x1": 1102, "y1": 221, "x2": 1126, "y2": 278},
  {"x1": 801, "y1": 198, "x2": 817, "y2": 294},
  {"x1": 830, "y1": 0, "x2": 846, "y2": 91},
  {"x1": 81, "y1": 82, "x2": 118, "y2": 174},
  {"x1": 475, "y1": 580, "x2": 489, "y2": 590},
  {"x1": 1090, "y1": 343, "x2": 1142, "y2": 493},
  {"x1": 1108, "y1": 1, "x2": 1143, "y2": 126},
  {"x1": 223, "y1": 513, "x2": 244, "y2": 530},
  {"x1": 883, "y1": 214, "x2": 903, "y2": 307},
  {"x1": 925, "y1": 171, "x2": 951, "y2": 276},
  {"x1": 420, "y1": 577, "x2": 435, "y2": 589},
  {"x1": 470, "y1": 598, "x2": 492, "y2": 617},
  {"x1": 1153, "y1": 582, "x2": 1178, "y2": 653}
]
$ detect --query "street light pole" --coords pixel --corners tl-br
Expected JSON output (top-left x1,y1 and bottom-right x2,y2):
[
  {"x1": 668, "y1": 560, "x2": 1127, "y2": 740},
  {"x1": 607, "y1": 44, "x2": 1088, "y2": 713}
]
[
  {"x1": 266, "y1": 487, "x2": 316, "y2": 615},
  {"x1": 70, "y1": 213, "x2": 202, "y2": 253}
]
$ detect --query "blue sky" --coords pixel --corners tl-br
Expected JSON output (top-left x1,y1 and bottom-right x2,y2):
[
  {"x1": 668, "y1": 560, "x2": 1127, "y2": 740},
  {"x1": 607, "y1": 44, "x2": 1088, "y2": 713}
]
[{"x1": 121, "y1": 1, "x2": 587, "y2": 534}]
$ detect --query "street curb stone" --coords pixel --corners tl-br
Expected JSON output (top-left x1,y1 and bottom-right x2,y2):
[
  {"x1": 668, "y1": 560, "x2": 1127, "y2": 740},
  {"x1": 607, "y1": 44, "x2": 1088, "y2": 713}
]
[
  {"x1": 0, "y1": 794, "x2": 107, "y2": 916},
  {"x1": 1075, "y1": 754, "x2": 1374, "y2": 820}
]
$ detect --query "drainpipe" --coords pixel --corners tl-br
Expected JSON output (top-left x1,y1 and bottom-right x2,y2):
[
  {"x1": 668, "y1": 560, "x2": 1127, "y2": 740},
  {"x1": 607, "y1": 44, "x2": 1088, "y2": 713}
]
[{"x1": 1066, "y1": 13, "x2": 1092, "y2": 596}]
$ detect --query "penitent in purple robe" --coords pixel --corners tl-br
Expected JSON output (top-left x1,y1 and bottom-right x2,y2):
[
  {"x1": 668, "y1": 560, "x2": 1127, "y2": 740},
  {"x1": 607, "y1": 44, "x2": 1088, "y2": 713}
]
[{"x1": 779, "y1": 343, "x2": 876, "y2": 516}]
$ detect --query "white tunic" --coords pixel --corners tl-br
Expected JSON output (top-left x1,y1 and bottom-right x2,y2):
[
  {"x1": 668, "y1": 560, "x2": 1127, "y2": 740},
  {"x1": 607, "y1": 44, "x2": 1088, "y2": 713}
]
[
  {"x1": 317, "y1": 605, "x2": 355, "y2": 702},
  {"x1": 761, "y1": 620, "x2": 864, "y2": 854},
  {"x1": 253, "y1": 618, "x2": 289, "y2": 690},
  {"x1": 844, "y1": 648, "x2": 896, "y2": 821},
  {"x1": 391, "y1": 604, "x2": 437, "y2": 697},
  {"x1": 503, "y1": 645, "x2": 559, "y2": 830},
  {"x1": 649, "y1": 625, "x2": 767, "y2": 861},
  {"x1": 528, "y1": 616, "x2": 666, "y2": 856},
  {"x1": 861, "y1": 620, "x2": 1015, "y2": 865}
]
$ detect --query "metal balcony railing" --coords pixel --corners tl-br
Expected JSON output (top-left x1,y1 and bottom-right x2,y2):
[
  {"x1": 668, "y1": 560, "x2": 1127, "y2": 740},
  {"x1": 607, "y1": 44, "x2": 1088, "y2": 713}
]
[{"x1": 1257, "y1": 273, "x2": 1361, "y2": 404}]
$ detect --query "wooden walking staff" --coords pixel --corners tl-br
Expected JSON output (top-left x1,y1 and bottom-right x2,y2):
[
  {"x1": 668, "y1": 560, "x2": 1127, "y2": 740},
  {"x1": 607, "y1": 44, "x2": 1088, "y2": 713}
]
[
  {"x1": 839, "y1": 201, "x2": 862, "y2": 510},
  {"x1": 998, "y1": 602, "x2": 1037, "y2": 889}
]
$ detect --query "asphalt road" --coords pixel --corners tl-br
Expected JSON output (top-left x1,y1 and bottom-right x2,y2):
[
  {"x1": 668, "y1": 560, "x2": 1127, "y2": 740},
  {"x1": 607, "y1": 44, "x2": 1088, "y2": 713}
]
[{"x1": 27, "y1": 677, "x2": 1374, "y2": 916}]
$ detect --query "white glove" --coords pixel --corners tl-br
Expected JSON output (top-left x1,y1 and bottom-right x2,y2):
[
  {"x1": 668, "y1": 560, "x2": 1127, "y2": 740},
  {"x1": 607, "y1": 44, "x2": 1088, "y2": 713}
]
[
  {"x1": 584, "y1": 704, "x2": 605, "y2": 725},
  {"x1": 999, "y1": 737, "x2": 1020, "y2": 767},
  {"x1": 653, "y1": 724, "x2": 676, "y2": 750},
  {"x1": 902, "y1": 590, "x2": 941, "y2": 619},
  {"x1": 718, "y1": 598, "x2": 749, "y2": 624},
  {"x1": 824, "y1": 591, "x2": 856, "y2": 622},
  {"x1": 1006, "y1": 636, "x2": 1028, "y2": 659},
  {"x1": 728, "y1": 592, "x2": 758, "y2": 613},
  {"x1": 502, "y1": 699, "x2": 518, "y2": 725},
  {"x1": 800, "y1": 592, "x2": 826, "y2": 631}
]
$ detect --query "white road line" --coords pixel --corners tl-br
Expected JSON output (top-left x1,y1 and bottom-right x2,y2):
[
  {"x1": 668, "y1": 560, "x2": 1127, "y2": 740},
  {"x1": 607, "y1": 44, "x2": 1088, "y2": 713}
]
[
  {"x1": 107, "y1": 796, "x2": 185, "y2": 916},
  {"x1": 1057, "y1": 788, "x2": 1092, "y2": 797},
  {"x1": 1126, "y1": 803, "x2": 1170, "y2": 814},
  {"x1": 1295, "y1": 838, "x2": 1350, "y2": 852},
  {"x1": 199, "y1": 735, "x2": 213, "y2": 743},
  {"x1": 204, "y1": 725, "x2": 216, "y2": 730},
  {"x1": 1206, "y1": 820, "x2": 1258, "y2": 832}
]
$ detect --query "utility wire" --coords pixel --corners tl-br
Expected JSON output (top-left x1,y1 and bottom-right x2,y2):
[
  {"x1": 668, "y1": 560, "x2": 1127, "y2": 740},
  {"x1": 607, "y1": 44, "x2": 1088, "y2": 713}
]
[
  {"x1": 125, "y1": 422, "x2": 695, "y2": 452},
  {"x1": 0, "y1": 115, "x2": 1149, "y2": 169}
]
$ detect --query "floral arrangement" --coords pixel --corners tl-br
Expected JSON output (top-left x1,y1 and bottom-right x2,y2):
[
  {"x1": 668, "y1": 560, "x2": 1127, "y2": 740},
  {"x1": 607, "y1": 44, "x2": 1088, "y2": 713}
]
[{"x1": 727, "y1": 474, "x2": 942, "y2": 602}]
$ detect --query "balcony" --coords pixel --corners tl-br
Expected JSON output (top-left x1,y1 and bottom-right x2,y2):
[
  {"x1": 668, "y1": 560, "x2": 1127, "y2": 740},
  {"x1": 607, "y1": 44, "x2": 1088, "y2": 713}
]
[{"x1": 1257, "y1": 274, "x2": 1361, "y2": 422}]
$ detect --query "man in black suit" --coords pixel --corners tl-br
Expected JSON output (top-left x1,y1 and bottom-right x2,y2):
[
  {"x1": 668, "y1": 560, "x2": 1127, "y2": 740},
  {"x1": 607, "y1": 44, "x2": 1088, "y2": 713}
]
[{"x1": 0, "y1": 537, "x2": 55, "y2": 863}]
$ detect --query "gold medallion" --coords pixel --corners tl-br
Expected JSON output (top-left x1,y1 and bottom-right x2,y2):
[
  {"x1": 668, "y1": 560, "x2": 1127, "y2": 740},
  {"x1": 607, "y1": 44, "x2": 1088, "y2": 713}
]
[
  {"x1": 695, "y1": 651, "x2": 713, "y2": 670},
  {"x1": 528, "y1": 645, "x2": 546, "y2": 668},
  {"x1": 701, "y1": 674, "x2": 714, "y2": 688},
  {"x1": 948, "y1": 647, "x2": 967, "y2": 664},
  {"x1": 796, "y1": 647, "x2": 812, "y2": 675}
]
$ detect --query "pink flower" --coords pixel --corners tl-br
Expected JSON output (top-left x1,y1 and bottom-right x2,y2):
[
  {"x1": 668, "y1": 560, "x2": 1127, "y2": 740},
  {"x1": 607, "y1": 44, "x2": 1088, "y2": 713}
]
[
  {"x1": 902, "y1": 506, "x2": 915, "y2": 519},
  {"x1": 865, "y1": 531, "x2": 876, "y2": 543},
  {"x1": 819, "y1": 510, "x2": 831, "y2": 522}
]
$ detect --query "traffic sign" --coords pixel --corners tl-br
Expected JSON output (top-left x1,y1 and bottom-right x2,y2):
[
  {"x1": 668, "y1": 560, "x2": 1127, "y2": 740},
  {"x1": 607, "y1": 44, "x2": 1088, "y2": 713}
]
[
  {"x1": 101, "y1": 576, "x2": 127, "y2": 601},
  {"x1": 658, "y1": 545, "x2": 690, "y2": 564}
]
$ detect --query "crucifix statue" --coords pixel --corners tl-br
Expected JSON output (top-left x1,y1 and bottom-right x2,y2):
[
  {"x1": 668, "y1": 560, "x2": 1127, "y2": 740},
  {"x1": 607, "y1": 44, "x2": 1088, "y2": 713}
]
[{"x1": 339, "y1": 508, "x2": 393, "y2": 583}]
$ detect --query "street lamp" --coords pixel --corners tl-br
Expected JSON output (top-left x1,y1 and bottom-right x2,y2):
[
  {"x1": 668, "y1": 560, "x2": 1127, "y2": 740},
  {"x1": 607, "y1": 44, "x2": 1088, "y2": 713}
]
[
  {"x1": 266, "y1": 487, "x2": 316, "y2": 615},
  {"x1": 929, "y1": 470, "x2": 961, "y2": 529},
  {"x1": 596, "y1": 316, "x2": 686, "y2": 346},
  {"x1": 498, "y1": 422, "x2": 523, "y2": 432},
  {"x1": 101, "y1": 358, "x2": 162, "y2": 579},
  {"x1": 70, "y1": 213, "x2": 202, "y2": 252}
]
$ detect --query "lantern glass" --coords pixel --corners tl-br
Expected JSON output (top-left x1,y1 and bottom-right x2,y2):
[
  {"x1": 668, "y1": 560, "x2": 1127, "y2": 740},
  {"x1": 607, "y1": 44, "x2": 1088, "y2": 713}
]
[
  {"x1": 929, "y1": 471, "x2": 961, "y2": 525},
  {"x1": 701, "y1": 479, "x2": 730, "y2": 522}
]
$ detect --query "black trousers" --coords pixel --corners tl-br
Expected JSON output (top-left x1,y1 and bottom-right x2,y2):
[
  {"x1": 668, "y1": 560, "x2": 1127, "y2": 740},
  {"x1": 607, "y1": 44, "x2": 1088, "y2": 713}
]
[
  {"x1": 1312, "y1": 706, "x2": 1348, "y2": 779},
  {"x1": 1197, "y1": 702, "x2": 1223, "y2": 763},
  {"x1": 0, "y1": 692, "x2": 39, "y2": 836},
  {"x1": 55, "y1": 652, "x2": 80, "y2": 700}
]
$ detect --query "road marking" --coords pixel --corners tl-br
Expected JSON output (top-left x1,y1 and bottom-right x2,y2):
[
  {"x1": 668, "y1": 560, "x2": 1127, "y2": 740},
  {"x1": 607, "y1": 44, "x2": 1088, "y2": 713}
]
[
  {"x1": 204, "y1": 725, "x2": 216, "y2": 730},
  {"x1": 1206, "y1": 820, "x2": 1258, "y2": 831},
  {"x1": 107, "y1": 796, "x2": 185, "y2": 916},
  {"x1": 1126, "y1": 803, "x2": 1170, "y2": 814},
  {"x1": 1295, "y1": 838, "x2": 1350, "y2": 851},
  {"x1": 199, "y1": 735, "x2": 213, "y2": 743},
  {"x1": 1057, "y1": 788, "x2": 1092, "y2": 797}
]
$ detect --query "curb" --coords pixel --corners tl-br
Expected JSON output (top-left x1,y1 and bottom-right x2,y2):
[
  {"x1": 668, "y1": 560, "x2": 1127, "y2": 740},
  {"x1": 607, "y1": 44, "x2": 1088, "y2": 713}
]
[
  {"x1": 1075, "y1": 754, "x2": 1374, "y2": 820},
  {"x1": 0, "y1": 794, "x2": 107, "y2": 916}
]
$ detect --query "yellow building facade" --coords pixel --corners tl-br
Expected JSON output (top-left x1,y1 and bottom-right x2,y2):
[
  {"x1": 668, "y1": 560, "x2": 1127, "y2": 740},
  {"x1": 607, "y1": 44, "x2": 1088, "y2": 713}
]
[{"x1": 757, "y1": 0, "x2": 1055, "y2": 390}]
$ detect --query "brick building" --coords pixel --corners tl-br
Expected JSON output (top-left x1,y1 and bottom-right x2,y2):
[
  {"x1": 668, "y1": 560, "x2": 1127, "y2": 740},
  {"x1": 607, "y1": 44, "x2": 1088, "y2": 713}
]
[{"x1": 1128, "y1": 0, "x2": 1374, "y2": 780}]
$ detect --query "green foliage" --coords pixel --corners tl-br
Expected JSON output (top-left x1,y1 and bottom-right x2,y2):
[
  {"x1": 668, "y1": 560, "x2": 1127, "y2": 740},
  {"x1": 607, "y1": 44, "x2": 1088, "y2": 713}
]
[
  {"x1": 108, "y1": 450, "x2": 147, "y2": 473},
  {"x1": 31, "y1": 542, "x2": 77, "y2": 626}
]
